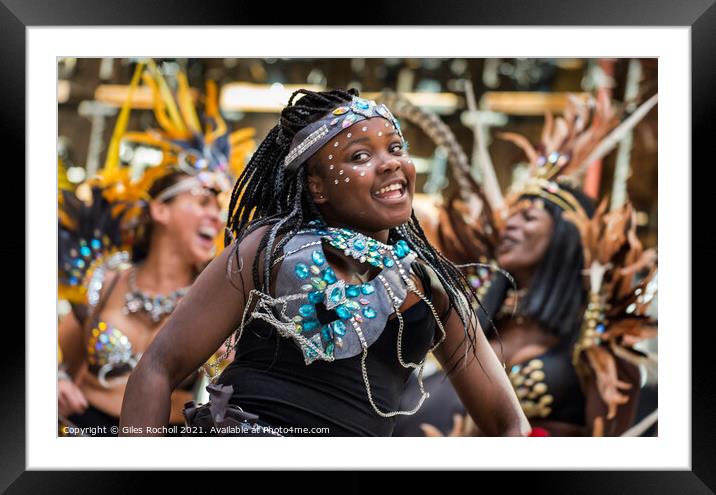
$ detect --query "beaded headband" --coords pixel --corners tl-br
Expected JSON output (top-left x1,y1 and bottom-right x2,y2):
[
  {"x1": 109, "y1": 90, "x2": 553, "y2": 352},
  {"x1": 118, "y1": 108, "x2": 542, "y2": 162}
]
[
  {"x1": 153, "y1": 174, "x2": 226, "y2": 203},
  {"x1": 283, "y1": 96, "x2": 405, "y2": 172}
]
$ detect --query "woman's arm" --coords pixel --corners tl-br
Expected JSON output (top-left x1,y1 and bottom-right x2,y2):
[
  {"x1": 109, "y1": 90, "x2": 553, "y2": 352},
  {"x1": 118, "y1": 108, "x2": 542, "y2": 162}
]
[
  {"x1": 119, "y1": 227, "x2": 267, "y2": 435},
  {"x1": 58, "y1": 310, "x2": 87, "y2": 379},
  {"x1": 432, "y1": 307, "x2": 530, "y2": 437},
  {"x1": 426, "y1": 268, "x2": 530, "y2": 437}
]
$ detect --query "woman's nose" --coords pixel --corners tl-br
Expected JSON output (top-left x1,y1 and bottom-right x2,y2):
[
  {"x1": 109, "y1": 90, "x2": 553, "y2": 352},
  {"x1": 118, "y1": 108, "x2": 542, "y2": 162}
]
[{"x1": 376, "y1": 154, "x2": 402, "y2": 174}]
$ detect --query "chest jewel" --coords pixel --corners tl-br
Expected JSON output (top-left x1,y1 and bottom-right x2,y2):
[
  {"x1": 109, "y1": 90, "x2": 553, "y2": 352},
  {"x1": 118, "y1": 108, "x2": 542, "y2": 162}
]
[{"x1": 287, "y1": 228, "x2": 413, "y2": 363}]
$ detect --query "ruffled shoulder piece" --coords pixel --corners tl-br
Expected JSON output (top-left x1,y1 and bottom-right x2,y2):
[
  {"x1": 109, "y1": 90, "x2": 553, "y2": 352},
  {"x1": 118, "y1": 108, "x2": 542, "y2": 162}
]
[{"x1": 269, "y1": 228, "x2": 417, "y2": 364}]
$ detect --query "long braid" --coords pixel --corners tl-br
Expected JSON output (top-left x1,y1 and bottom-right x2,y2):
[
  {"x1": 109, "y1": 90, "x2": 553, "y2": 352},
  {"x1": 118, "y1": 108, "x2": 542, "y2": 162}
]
[{"x1": 396, "y1": 212, "x2": 490, "y2": 376}]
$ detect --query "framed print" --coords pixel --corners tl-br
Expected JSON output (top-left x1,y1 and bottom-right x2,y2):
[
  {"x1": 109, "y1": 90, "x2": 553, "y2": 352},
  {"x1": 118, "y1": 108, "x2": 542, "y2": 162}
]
[{"x1": 5, "y1": 0, "x2": 712, "y2": 491}]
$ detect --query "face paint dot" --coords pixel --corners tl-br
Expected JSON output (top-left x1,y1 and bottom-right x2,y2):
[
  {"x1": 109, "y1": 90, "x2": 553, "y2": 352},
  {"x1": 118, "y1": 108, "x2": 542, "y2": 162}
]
[
  {"x1": 329, "y1": 164, "x2": 334, "y2": 170},
  {"x1": 360, "y1": 171, "x2": 365, "y2": 177},
  {"x1": 385, "y1": 122, "x2": 389, "y2": 127},
  {"x1": 362, "y1": 127, "x2": 368, "y2": 132},
  {"x1": 339, "y1": 170, "x2": 344, "y2": 175},
  {"x1": 334, "y1": 142, "x2": 339, "y2": 147},
  {"x1": 367, "y1": 162, "x2": 372, "y2": 167},
  {"x1": 328, "y1": 155, "x2": 333, "y2": 160},
  {"x1": 334, "y1": 180, "x2": 339, "y2": 185},
  {"x1": 345, "y1": 177, "x2": 350, "y2": 182},
  {"x1": 378, "y1": 131, "x2": 383, "y2": 136},
  {"x1": 347, "y1": 133, "x2": 352, "y2": 138},
  {"x1": 352, "y1": 166, "x2": 358, "y2": 170}
]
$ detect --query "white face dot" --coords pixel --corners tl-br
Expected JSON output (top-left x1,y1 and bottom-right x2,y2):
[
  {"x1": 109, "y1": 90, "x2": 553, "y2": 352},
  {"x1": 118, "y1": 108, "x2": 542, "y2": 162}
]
[
  {"x1": 328, "y1": 154, "x2": 333, "y2": 160},
  {"x1": 339, "y1": 170, "x2": 344, "y2": 175},
  {"x1": 334, "y1": 179, "x2": 339, "y2": 185},
  {"x1": 367, "y1": 162, "x2": 372, "y2": 167},
  {"x1": 378, "y1": 131, "x2": 383, "y2": 136},
  {"x1": 352, "y1": 166, "x2": 357, "y2": 170},
  {"x1": 344, "y1": 177, "x2": 350, "y2": 183},
  {"x1": 329, "y1": 164, "x2": 334, "y2": 170},
  {"x1": 360, "y1": 171, "x2": 365, "y2": 177},
  {"x1": 347, "y1": 133, "x2": 352, "y2": 138},
  {"x1": 334, "y1": 142, "x2": 339, "y2": 147},
  {"x1": 362, "y1": 126, "x2": 368, "y2": 132},
  {"x1": 385, "y1": 122, "x2": 389, "y2": 127}
]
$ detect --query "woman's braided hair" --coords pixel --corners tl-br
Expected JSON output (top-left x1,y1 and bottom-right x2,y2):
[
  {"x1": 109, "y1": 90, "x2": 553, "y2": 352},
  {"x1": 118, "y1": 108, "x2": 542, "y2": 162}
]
[{"x1": 225, "y1": 88, "x2": 485, "y2": 375}]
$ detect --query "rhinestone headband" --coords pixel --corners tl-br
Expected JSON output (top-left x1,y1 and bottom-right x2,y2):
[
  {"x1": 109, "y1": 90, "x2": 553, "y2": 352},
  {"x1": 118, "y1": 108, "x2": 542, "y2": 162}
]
[{"x1": 283, "y1": 96, "x2": 404, "y2": 172}]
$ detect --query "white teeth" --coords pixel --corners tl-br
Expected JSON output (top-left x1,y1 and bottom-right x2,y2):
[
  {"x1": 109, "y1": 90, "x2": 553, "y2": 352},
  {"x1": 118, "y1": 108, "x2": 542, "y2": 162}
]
[
  {"x1": 375, "y1": 183, "x2": 404, "y2": 195},
  {"x1": 199, "y1": 227, "x2": 217, "y2": 238}
]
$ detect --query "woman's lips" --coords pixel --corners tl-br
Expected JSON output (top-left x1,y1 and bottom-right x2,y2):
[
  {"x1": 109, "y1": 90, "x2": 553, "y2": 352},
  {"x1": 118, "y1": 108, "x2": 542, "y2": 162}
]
[
  {"x1": 497, "y1": 236, "x2": 518, "y2": 253},
  {"x1": 372, "y1": 182, "x2": 408, "y2": 203}
]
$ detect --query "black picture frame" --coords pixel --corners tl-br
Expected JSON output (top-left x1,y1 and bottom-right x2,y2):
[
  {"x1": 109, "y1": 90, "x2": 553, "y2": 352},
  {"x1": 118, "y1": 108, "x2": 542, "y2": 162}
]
[{"x1": 6, "y1": 0, "x2": 711, "y2": 491}]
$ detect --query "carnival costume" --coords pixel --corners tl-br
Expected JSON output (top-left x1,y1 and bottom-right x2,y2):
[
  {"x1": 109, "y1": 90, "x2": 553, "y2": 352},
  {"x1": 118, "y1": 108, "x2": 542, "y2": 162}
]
[
  {"x1": 206, "y1": 96, "x2": 460, "y2": 436},
  {"x1": 58, "y1": 61, "x2": 251, "y2": 432}
]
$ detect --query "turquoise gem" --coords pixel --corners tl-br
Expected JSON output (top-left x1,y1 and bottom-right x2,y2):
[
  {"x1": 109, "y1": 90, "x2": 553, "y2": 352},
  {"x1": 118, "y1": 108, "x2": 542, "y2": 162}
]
[
  {"x1": 91, "y1": 238, "x2": 102, "y2": 250},
  {"x1": 395, "y1": 240, "x2": 410, "y2": 258},
  {"x1": 75, "y1": 259, "x2": 85, "y2": 269},
  {"x1": 363, "y1": 306, "x2": 377, "y2": 319},
  {"x1": 325, "y1": 342, "x2": 335, "y2": 356},
  {"x1": 302, "y1": 319, "x2": 319, "y2": 332},
  {"x1": 331, "y1": 319, "x2": 347, "y2": 336},
  {"x1": 321, "y1": 325, "x2": 333, "y2": 341},
  {"x1": 346, "y1": 285, "x2": 361, "y2": 297},
  {"x1": 329, "y1": 286, "x2": 344, "y2": 304},
  {"x1": 361, "y1": 284, "x2": 375, "y2": 295},
  {"x1": 305, "y1": 347, "x2": 317, "y2": 358},
  {"x1": 299, "y1": 304, "x2": 315, "y2": 318},
  {"x1": 335, "y1": 305, "x2": 352, "y2": 320},
  {"x1": 295, "y1": 263, "x2": 309, "y2": 279},
  {"x1": 308, "y1": 291, "x2": 324, "y2": 304},
  {"x1": 80, "y1": 246, "x2": 91, "y2": 258},
  {"x1": 355, "y1": 99, "x2": 370, "y2": 110},
  {"x1": 353, "y1": 239, "x2": 365, "y2": 251},
  {"x1": 312, "y1": 250, "x2": 326, "y2": 266},
  {"x1": 323, "y1": 266, "x2": 337, "y2": 284},
  {"x1": 511, "y1": 365, "x2": 521, "y2": 374},
  {"x1": 383, "y1": 256, "x2": 394, "y2": 267}
]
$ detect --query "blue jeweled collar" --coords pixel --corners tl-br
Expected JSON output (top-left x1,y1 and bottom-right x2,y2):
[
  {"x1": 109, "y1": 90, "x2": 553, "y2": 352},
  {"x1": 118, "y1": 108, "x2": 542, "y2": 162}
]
[{"x1": 273, "y1": 225, "x2": 416, "y2": 364}]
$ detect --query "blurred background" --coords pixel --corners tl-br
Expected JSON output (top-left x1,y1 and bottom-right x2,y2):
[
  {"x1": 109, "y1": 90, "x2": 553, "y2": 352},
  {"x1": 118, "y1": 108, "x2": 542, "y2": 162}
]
[{"x1": 58, "y1": 57, "x2": 657, "y2": 248}]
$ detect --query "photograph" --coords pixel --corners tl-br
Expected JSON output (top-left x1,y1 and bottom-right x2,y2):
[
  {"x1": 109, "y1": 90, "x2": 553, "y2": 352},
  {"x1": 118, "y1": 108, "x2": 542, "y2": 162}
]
[{"x1": 55, "y1": 57, "x2": 659, "y2": 440}]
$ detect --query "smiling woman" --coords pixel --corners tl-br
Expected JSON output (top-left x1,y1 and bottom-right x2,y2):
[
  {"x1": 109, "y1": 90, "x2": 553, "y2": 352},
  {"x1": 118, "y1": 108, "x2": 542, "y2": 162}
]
[{"x1": 119, "y1": 89, "x2": 531, "y2": 437}]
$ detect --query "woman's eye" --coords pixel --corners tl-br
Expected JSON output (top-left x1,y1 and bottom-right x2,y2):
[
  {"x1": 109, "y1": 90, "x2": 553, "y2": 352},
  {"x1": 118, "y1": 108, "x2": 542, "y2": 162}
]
[
  {"x1": 352, "y1": 151, "x2": 370, "y2": 162},
  {"x1": 390, "y1": 142, "x2": 403, "y2": 153}
]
